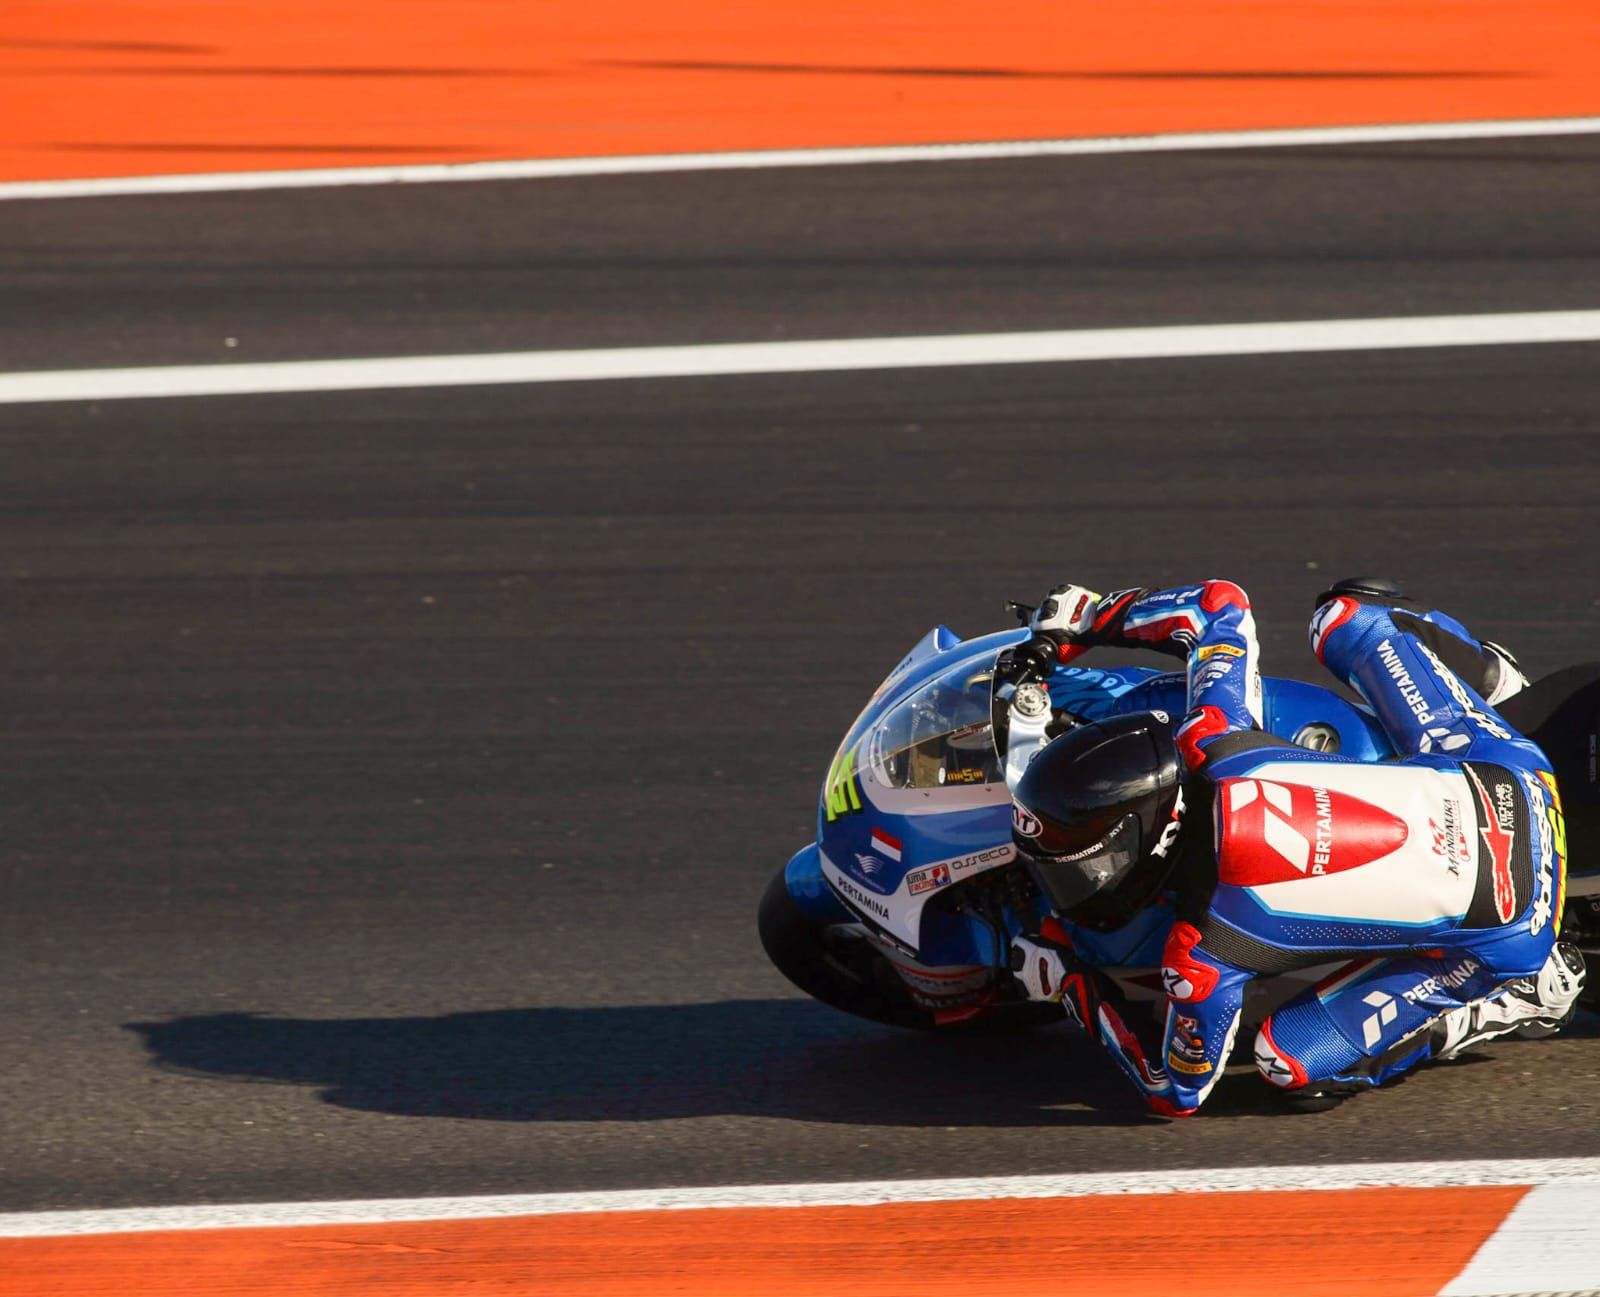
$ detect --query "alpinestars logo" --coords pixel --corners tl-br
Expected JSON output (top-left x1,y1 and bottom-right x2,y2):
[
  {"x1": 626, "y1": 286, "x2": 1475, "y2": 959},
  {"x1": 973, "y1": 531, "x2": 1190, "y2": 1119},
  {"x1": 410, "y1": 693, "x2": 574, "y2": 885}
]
[
  {"x1": 1254, "y1": 1036, "x2": 1296, "y2": 1087},
  {"x1": 1464, "y1": 764, "x2": 1518, "y2": 923},
  {"x1": 1310, "y1": 597, "x2": 1359, "y2": 660},
  {"x1": 1519, "y1": 768, "x2": 1557, "y2": 935},
  {"x1": 1360, "y1": 989, "x2": 1399, "y2": 1048}
]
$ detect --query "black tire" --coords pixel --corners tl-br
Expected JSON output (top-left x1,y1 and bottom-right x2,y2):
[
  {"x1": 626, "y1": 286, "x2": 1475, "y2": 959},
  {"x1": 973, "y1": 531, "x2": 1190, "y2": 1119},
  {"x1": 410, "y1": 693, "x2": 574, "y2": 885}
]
[
  {"x1": 758, "y1": 866, "x2": 937, "y2": 1028},
  {"x1": 757, "y1": 865, "x2": 1064, "y2": 1033}
]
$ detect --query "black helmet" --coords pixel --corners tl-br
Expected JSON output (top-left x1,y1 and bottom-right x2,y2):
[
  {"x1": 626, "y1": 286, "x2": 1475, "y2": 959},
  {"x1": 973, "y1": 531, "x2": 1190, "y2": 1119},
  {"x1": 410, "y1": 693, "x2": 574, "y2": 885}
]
[{"x1": 1010, "y1": 711, "x2": 1186, "y2": 930}]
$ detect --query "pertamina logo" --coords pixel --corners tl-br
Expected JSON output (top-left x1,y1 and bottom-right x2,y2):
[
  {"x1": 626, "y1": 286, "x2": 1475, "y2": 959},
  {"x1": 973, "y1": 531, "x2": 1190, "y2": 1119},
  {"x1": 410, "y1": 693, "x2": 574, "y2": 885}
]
[
  {"x1": 1218, "y1": 779, "x2": 1409, "y2": 887},
  {"x1": 830, "y1": 870, "x2": 892, "y2": 922}
]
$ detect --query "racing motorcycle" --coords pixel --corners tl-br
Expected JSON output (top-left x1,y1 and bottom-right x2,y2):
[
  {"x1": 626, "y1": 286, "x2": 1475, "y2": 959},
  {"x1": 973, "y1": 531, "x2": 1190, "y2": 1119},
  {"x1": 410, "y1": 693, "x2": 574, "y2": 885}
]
[{"x1": 758, "y1": 617, "x2": 1600, "y2": 1032}]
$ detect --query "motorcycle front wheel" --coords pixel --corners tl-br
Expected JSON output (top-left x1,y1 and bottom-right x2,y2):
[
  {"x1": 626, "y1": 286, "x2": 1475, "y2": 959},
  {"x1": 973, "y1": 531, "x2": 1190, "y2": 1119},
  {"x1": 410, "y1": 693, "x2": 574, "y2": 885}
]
[{"x1": 757, "y1": 866, "x2": 1061, "y2": 1033}]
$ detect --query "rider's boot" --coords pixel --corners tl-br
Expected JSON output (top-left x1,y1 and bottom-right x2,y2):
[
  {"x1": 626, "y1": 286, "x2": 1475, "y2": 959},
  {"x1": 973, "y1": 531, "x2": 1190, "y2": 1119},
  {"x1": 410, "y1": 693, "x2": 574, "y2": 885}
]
[
  {"x1": 1479, "y1": 639, "x2": 1531, "y2": 706},
  {"x1": 1433, "y1": 942, "x2": 1586, "y2": 1058},
  {"x1": 1313, "y1": 575, "x2": 1528, "y2": 706}
]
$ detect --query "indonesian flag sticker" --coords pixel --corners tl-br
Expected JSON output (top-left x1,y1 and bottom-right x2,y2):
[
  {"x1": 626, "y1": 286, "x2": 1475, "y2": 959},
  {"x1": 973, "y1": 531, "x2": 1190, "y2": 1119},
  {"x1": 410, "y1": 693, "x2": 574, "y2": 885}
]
[{"x1": 870, "y1": 828, "x2": 903, "y2": 862}]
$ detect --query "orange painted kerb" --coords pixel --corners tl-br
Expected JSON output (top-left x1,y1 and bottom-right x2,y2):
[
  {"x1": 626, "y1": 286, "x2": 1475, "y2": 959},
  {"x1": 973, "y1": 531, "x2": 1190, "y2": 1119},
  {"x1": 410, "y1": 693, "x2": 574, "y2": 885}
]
[
  {"x1": 5, "y1": 2, "x2": 1600, "y2": 183},
  {"x1": 0, "y1": 1185, "x2": 1529, "y2": 1297}
]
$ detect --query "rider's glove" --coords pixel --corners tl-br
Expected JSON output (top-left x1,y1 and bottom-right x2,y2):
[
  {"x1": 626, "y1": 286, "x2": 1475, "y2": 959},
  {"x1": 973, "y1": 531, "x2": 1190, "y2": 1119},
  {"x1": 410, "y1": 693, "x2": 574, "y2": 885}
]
[
  {"x1": 1011, "y1": 918, "x2": 1084, "y2": 995},
  {"x1": 1011, "y1": 931, "x2": 1074, "y2": 1002},
  {"x1": 1028, "y1": 584, "x2": 1101, "y2": 664},
  {"x1": 1011, "y1": 924, "x2": 1099, "y2": 1033}
]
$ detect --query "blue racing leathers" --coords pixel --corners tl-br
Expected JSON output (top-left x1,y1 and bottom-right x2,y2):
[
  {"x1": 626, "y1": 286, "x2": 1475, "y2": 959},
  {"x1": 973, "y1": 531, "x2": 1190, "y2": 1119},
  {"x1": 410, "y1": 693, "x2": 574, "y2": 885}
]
[{"x1": 1052, "y1": 580, "x2": 1567, "y2": 1116}]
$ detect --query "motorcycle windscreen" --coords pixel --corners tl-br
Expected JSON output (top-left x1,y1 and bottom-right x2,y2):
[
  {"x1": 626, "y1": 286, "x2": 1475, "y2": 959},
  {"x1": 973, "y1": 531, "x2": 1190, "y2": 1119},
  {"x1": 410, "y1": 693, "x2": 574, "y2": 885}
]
[
  {"x1": 1020, "y1": 812, "x2": 1142, "y2": 914},
  {"x1": 865, "y1": 660, "x2": 1002, "y2": 789}
]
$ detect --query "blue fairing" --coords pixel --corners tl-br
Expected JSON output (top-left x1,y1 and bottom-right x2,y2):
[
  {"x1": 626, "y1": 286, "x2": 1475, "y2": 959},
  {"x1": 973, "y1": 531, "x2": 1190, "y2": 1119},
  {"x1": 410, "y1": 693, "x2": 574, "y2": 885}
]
[
  {"x1": 1111, "y1": 672, "x2": 1390, "y2": 763},
  {"x1": 784, "y1": 843, "x2": 852, "y2": 924},
  {"x1": 794, "y1": 626, "x2": 1395, "y2": 966}
]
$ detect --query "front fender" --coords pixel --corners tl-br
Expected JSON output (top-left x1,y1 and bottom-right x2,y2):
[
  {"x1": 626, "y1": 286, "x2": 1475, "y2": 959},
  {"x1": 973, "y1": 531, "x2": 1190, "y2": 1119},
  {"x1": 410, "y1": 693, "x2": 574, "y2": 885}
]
[{"x1": 782, "y1": 843, "x2": 854, "y2": 924}]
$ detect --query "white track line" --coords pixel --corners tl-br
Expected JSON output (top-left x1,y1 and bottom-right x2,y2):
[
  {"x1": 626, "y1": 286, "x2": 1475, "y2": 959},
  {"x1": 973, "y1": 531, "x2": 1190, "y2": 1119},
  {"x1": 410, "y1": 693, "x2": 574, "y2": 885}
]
[
  {"x1": 4, "y1": 116, "x2": 1600, "y2": 203},
  {"x1": 1443, "y1": 1181, "x2": 1600, "y2": 1296},
  {"x1": 3, "y1": 1157, "x2": 1599, "y2": 1238},
  {"x1": 4, "y1": 310, "x2": 1599, "y2": 405}
]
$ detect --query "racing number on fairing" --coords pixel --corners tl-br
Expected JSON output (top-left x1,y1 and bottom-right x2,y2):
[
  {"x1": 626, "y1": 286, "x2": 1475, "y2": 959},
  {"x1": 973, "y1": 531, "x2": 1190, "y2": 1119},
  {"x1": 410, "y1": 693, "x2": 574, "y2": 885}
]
[{"x1": 825, "y1": 743, "x2": 863, "y2": 821}]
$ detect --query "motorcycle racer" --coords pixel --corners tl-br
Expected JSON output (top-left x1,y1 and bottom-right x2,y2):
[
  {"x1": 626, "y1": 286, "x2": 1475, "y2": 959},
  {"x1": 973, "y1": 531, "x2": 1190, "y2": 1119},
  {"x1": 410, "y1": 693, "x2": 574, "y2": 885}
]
[{"x1": 1006, "y1": 578, "x2": 1585, "y2": 1115}]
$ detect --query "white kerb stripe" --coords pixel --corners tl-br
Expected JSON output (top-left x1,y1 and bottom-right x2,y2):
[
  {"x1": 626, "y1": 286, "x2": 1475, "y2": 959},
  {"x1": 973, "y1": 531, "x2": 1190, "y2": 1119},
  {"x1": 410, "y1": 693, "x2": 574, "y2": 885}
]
[
  {"x1": 4, "y1": 311, "x2": 1600, "y2": 406},
  {"x1": 2, "y1": 1157, "x2": 1599, "y2": 1238},
  {"x1": 1442, "y1": 1181, "x2": 1600, "y2": 1296},
  {"x1": 4, "y1": 116, "x2": 1600, "y2": 203}
]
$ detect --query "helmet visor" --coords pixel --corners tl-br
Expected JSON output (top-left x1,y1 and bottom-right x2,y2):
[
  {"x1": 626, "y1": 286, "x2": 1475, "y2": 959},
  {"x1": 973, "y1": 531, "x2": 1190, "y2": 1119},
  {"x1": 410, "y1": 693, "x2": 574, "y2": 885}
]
[{"x1": 1018, "y1": 812, "x2": 1143, "y2": 916}]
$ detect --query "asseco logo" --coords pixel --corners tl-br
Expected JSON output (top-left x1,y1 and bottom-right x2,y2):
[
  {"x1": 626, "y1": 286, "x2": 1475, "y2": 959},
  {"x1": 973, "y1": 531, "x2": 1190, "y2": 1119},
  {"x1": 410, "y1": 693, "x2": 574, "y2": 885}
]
[
  {"x1": 1012, "y1": 802, "x2": 1043, "y2": 839},
  {"x1": 949, "y1": 844, "x2": 1013, "y2": 876}
]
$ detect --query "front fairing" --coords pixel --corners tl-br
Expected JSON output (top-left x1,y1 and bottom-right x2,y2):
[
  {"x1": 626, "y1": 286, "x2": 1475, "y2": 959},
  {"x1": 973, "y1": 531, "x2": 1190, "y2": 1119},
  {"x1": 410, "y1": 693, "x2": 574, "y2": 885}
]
[
  {"x1": 809, "y1": 626, "x2": 1395, "y2": 967},
  {"x1": 813, "y1": 628, "x2": 1161, "y2": 955},
  {"x1": 816, "y1": 628, "x2": 1024, "y2": 953}
]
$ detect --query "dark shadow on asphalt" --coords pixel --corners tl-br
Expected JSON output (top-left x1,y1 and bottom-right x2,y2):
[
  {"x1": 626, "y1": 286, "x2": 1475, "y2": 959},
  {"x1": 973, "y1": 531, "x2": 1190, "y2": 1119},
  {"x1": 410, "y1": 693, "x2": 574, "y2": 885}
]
[
  {"x1": 128, "y1": 998, "x2": 1582, "y2": 1126},
  {"x1": 126, "y1": 998, "x2": 1194, "y2": 1126}
]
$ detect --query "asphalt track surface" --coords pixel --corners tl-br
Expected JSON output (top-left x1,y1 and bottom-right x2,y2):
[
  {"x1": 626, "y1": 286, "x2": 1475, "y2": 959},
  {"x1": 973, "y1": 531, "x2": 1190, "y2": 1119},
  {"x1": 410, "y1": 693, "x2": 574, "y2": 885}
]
[{"x1": 3, "y1": 136, "x2": 1600, "y2": 1214}]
